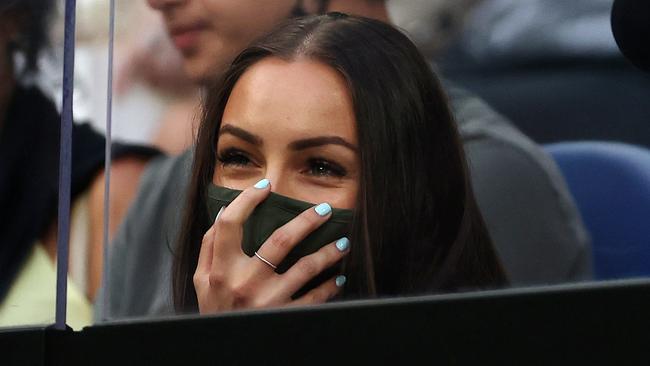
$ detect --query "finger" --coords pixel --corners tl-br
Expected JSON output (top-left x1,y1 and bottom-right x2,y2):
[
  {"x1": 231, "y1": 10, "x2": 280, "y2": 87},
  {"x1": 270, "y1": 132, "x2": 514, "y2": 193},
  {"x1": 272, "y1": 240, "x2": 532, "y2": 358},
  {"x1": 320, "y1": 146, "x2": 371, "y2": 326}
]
[
  {"x1": 211, "y1": 179, "x2": 271, "y2": 260},
  {"x1": 214, "y1": 178, "x2": 271, "y2": 228},
  {"x1": 290, "y1": 275, "x2": 346, "y2": 307},
  {"x1": 254, "y1": 202, "x2": 334, "y2": 269},
  {"x1": 274, "y1": 237, "x2": 350, "y2": 298},
  {"x1": 195, "y1": 206, "x2": 224, "y2": 274}
]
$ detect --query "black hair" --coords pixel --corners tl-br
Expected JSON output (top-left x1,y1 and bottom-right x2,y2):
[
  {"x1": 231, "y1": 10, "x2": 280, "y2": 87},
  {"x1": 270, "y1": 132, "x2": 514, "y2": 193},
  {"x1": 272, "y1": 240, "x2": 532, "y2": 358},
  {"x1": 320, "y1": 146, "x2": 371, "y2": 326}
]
[
  {"x1": 174, "y1": 13, "x2": 507, "y2": 312},
  {"x1": 1, "y1": 0, "x2": 54, "y2": 73}
]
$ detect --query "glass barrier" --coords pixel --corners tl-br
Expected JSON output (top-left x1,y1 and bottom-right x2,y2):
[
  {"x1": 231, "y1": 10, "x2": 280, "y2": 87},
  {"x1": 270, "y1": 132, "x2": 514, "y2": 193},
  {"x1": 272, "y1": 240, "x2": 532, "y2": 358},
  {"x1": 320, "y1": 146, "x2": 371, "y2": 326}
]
[
  {"x1": 100, "y1": 0, "x2": 650, "y2": 325},
  {"x1": 2, "y1": 0, "x2": 649, "y2": 332}
]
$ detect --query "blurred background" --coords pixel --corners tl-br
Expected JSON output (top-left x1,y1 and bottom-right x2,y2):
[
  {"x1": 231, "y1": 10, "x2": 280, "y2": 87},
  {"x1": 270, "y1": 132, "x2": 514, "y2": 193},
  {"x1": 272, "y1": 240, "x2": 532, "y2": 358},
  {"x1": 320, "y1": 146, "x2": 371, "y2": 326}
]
[
  {"x1": 40, "y1": 0, "x2": 197, "y2": 153},
  {"x1": 37, "y1": 0, "x2": 650, "y2": 151}
]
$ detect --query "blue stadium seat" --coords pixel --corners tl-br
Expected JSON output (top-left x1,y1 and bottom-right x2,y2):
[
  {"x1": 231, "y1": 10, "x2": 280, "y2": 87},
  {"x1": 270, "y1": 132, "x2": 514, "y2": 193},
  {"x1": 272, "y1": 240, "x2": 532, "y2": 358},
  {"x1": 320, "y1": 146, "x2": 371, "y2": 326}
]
[{"x1": 544, "y1": 142, "x2": 650, "y2": 280}]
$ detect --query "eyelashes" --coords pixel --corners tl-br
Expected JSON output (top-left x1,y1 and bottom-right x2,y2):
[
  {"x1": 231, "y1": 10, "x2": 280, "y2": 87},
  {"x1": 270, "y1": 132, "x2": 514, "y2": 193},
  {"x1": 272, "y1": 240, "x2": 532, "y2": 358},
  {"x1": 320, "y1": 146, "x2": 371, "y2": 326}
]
[
  {"x1": 216, "y1": 148, "x2": 347, "y2": 178},
  {"x1": 305, "y1": 158, "x2": 347, "y2": 178},
  {"x1": 217, "y1": 148, "x2": 252, "y2": 167}
]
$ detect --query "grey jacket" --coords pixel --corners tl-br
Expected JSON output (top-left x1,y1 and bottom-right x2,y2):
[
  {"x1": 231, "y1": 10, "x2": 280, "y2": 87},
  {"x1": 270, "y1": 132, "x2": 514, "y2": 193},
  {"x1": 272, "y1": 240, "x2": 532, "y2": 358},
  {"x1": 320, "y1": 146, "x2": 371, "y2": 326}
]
[{"x1": 95, "y1": 87, "x2": 591, "y2": 321}]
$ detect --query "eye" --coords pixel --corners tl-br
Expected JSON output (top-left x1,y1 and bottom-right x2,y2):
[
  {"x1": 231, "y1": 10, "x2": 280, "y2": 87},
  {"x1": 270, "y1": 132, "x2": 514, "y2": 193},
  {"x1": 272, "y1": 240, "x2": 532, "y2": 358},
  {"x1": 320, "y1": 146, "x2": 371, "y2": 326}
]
[
  {"x1": 217, "y1": 148, "x2": 252, "y2": 167},
  {"x1": 306, "y1": 158, "x2": 347, "y2": 178}
]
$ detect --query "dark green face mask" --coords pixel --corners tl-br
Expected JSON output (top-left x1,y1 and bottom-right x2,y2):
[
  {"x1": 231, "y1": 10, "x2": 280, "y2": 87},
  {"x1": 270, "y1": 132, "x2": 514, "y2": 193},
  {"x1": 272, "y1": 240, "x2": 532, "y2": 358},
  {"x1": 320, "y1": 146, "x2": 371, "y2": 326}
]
[{"x1": 206, "y1": 184, "x2": 354, "y2": 274}]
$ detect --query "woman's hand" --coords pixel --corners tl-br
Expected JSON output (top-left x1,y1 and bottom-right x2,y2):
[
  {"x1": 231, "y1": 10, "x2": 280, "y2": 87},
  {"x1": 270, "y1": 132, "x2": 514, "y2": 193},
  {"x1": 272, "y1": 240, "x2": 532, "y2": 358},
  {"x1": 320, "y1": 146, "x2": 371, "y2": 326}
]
[{"x1": 193, "y1": 179, "x2": 350, "y2": 314}]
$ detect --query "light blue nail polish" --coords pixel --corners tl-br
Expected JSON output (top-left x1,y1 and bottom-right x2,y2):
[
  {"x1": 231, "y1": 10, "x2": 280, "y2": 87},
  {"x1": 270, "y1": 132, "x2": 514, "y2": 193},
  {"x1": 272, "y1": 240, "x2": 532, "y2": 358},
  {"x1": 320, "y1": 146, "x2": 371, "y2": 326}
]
[
  {"x1": 335, "y1": 275, "x2": 347, "y2": 287},
  {"x1": 336, "y1": 237, "x2": 350, "y2": 252},
  {"x1": 314, "y1": 203, "x2": 332, "y2": 216},
  {"x1": 254, "y1": 178, "x2": 270, "y2": 189}
]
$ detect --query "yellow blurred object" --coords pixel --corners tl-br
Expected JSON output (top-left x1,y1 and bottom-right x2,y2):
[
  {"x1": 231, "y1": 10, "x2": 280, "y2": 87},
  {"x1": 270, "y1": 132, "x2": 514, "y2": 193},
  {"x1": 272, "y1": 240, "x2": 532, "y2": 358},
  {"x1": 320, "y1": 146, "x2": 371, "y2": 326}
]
[{"x1": 0, "y1": 241, "x2": 93, "y2": 331}]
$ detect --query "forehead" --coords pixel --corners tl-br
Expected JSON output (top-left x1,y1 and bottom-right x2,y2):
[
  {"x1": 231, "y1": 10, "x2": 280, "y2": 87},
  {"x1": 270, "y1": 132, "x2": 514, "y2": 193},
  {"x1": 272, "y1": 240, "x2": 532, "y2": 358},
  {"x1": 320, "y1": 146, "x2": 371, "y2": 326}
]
[{"x1": 222, "y1": 57, "x2": 357, "y2": 141}]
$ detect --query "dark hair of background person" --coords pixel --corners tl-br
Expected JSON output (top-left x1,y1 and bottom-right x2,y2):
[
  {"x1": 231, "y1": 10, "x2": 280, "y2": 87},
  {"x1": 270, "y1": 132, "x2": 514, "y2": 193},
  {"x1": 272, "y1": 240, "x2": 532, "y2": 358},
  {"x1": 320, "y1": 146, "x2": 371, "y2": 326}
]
[
  {"x1": 0, "y1": 0, "x2": 54, "y2": 74},
  {"x1": 174, "y1": 13, "x2": 507, "y2": 313}
]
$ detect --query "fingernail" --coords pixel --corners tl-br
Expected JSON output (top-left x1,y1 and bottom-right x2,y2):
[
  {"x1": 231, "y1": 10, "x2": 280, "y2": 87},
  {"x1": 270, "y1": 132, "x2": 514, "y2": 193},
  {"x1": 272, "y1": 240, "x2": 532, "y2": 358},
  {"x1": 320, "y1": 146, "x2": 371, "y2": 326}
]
[
  {"x1": 335, "y1": 275, "x2": 347, "y2": 287},
  {"x1": 254, "y1": 178, "x2": 270, "y2": 189},
  {"x1": 314, "y1": 203, "x2": 332, "y2": 216},
  {"x1": 215, "y1": 206, "x2": 225, "y2": 223},
  {"x1": 335, "y1": 237, "x2": 350, "y2": 252}
]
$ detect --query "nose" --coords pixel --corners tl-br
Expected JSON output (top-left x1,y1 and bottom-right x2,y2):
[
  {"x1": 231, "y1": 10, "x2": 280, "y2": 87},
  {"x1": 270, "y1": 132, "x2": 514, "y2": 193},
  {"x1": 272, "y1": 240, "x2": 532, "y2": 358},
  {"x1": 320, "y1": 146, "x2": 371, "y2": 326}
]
[
  {"x1": 263, "y1": 166, "x2": 294, "y2": 199},
  {"x1": 147, "y1": 0, "x2": 186, "y2": 10}
]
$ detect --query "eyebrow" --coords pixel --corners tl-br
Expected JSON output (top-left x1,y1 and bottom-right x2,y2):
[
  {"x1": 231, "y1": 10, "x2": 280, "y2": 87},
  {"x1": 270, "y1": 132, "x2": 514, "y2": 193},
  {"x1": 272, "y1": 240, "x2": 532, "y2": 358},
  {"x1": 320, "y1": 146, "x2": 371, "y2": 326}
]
[
  {"x1": 219, "y1": 124, "x2": 358, "y2": 152},
  {"x1": 219, "y1": 124, "x2": 263, "y2": 146},
  {"x1": 289, "y1": 136, "x2": 358, "y2": 152}
]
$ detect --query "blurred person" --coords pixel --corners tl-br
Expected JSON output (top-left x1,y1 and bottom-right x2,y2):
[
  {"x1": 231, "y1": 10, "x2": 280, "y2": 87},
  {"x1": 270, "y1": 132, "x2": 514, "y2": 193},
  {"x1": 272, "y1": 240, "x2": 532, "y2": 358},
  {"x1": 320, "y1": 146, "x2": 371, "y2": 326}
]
[
  {"x1": 0, "y1": 0, "x2": 158, "y2": 329},
  {"x1": 438, "y1": 0, "x2": 650, "y2": 146},
  {"x1": 113, "y1": 1, "x2": 199, "y2": 155},
  {"x1": 97, "y1": 0, "x2": 590, "y2": 320},
  {"x1": 113, "y1": 0, "x2": 476, "y2": 154}
]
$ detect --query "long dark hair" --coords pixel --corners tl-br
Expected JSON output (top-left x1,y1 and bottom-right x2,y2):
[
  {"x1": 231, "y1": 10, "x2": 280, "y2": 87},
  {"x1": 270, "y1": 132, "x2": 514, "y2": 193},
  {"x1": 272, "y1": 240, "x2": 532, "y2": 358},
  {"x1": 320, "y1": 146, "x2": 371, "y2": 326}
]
[{"x1": 174, "y1": 13, "x2": 507, "y2": 313}]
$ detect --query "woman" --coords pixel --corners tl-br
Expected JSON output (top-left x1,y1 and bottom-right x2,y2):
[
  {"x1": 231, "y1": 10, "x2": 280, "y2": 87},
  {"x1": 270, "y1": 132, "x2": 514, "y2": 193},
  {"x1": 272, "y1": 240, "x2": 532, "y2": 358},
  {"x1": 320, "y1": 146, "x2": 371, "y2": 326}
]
[{"x1": 174, "y1": 13, "x2": 507, "y2": 314}]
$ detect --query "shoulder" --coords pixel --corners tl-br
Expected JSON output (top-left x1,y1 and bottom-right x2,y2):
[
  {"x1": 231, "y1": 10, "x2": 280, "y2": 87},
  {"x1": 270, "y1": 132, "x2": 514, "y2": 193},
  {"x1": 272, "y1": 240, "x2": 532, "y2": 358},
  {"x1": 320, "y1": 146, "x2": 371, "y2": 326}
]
[
  {"x1": 107, "y1": 148, "x2": 194, "y2": 253},
  {"x1": 98, "y1": 150, "x2": 194, "y2": 320},
  {"x1": 144, "y1": 148, "x2": 194, "y2": 183},
  {"x1": 135, "y1": 149, "x2": 194, "y2": 204},
  {"x1": 447, "y1": 84, "x2": 568, "y2": 193},
  {"x1": 114, "y1": 149, "x2": 194, "y2": 243},
  {"x1": 446, "y1": 84, "x2": 592, "y2": 283}
]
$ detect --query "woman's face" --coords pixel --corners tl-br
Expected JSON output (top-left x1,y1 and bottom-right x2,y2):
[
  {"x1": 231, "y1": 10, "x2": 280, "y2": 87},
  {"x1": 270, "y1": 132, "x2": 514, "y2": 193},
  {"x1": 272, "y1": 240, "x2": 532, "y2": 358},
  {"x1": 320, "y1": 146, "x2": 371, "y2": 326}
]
[
  {"x1": 147, "y1": 0, "x2": 296, "y2": 84},
  {"x1": 213, "y1": 57, "x2": 359, "y2": 209}
]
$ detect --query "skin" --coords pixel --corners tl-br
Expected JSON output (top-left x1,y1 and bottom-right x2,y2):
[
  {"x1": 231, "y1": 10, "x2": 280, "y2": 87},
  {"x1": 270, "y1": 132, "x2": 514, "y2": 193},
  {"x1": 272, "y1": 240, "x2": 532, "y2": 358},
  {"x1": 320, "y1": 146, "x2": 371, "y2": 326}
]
[
  {"x1": 194, "y1": 57, "x2": 359, "y2": 313},
  {"x1": 214, "y1": 57, "x2": 359, "y2": 206},
  {"x1": 86, "y1": 158, "x2": 150, "y2": 301},
  {"x1": 327, "y1": 0, "x2": 389, "y2": 22},
  {"x1": 146, "y1": 0, "x2": 297, "y2": 85}
]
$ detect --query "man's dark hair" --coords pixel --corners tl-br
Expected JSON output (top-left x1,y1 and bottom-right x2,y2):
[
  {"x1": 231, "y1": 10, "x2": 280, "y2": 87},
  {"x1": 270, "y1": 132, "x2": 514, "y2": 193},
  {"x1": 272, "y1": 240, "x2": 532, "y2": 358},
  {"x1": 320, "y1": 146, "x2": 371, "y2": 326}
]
[{"x1": 1, "y1": 0, "x2": 55, "y2": 73}]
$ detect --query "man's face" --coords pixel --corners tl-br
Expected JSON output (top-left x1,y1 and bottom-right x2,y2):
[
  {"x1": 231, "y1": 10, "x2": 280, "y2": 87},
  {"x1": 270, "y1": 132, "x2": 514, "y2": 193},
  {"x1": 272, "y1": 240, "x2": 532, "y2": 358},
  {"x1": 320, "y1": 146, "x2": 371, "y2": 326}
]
[{"x1": 147, "y1": 0, "x2": 296, "y2": 85}]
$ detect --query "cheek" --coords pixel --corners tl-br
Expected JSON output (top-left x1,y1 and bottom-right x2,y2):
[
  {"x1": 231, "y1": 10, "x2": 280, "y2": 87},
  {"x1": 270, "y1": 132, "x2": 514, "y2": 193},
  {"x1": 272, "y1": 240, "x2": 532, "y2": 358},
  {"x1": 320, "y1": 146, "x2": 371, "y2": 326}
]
[
  {"x1": 212, "y1": 168, "x2": 261, "y2": 190},
  {"x1": 289, "y1": 178, "x2": 358, "y2": 210},
  {"x1": 180, "y1": 55, "x2": 210, "y2": 83},
  {"x1": 336, "y1": 183, "x2": 358, "y2": 210},
  {"x1": 146, "y1": 0, "x2": 159, "y2": 9},
  {"x1": 201, "y1": 1, "x2": 263, "y2": 35}
]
